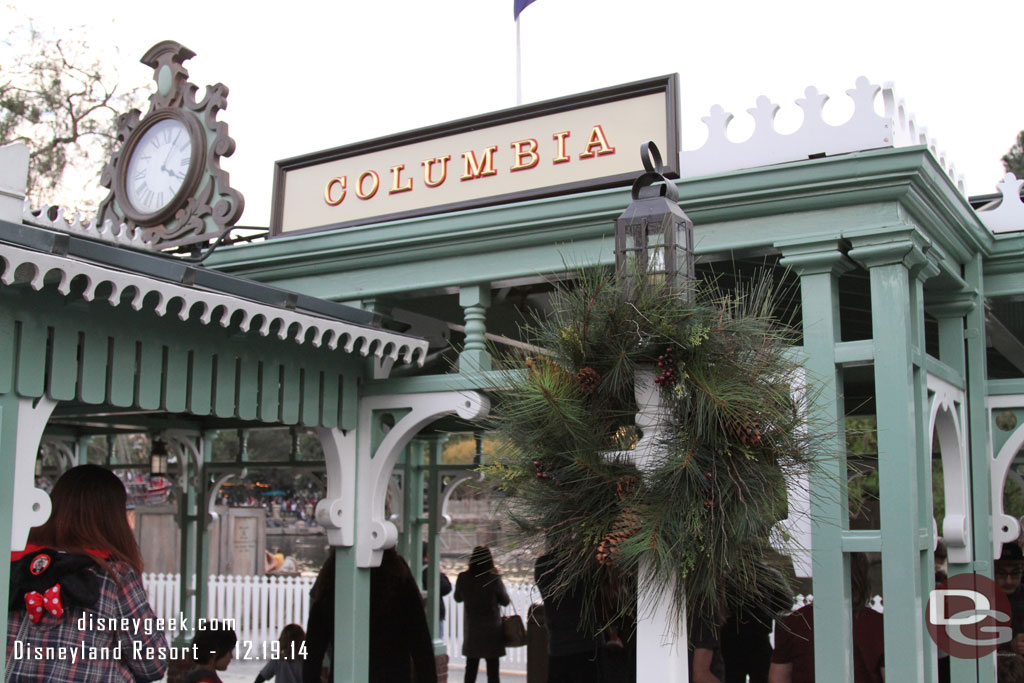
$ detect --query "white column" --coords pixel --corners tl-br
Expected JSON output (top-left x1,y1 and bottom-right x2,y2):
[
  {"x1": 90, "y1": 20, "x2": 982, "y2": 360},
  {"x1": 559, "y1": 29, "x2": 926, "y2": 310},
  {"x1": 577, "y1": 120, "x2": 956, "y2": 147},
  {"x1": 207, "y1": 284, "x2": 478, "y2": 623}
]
[{"x1": 632, "y1": 367, "x2": 689, "y2": 682}]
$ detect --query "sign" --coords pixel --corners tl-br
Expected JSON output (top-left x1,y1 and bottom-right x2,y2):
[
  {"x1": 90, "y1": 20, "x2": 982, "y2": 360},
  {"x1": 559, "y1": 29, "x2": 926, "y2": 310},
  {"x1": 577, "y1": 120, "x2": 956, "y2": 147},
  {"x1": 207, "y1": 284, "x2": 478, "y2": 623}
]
[
  {"x1": 925, "y1": 572, "x2": 1012, "y2": 658},
  {"x1": 271, "y1": 74, "x2": 679, "y2": 237}
]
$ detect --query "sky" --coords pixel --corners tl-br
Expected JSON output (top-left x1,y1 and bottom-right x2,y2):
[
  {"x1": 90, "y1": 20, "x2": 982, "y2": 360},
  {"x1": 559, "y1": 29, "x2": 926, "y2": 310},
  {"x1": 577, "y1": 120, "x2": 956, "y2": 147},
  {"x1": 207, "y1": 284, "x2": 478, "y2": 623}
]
[{"x1": 9, "y1": 0, "x2": 1024, "y2": 227}]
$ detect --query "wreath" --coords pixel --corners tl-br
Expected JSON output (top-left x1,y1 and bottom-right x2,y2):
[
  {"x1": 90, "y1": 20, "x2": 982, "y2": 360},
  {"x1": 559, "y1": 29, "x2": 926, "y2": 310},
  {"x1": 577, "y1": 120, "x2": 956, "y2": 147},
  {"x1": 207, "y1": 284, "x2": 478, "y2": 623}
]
[{"x1": 485, "y1": 270, "x2": 815, "y2": 626}]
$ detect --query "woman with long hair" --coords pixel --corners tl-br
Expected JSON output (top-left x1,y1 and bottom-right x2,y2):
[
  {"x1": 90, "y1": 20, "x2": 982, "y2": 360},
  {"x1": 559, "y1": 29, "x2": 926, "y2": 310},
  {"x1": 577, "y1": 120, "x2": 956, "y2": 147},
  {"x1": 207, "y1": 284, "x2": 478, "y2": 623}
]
[
  {"x1": 303, "y1": 548, "x2": 436, "y2": 683},
  {"x1": 454, "y1": 546, "x2": 510, "y2": 683},
  {"x1": 6, "y1": 464, "x2": 167, "y2": 682}
]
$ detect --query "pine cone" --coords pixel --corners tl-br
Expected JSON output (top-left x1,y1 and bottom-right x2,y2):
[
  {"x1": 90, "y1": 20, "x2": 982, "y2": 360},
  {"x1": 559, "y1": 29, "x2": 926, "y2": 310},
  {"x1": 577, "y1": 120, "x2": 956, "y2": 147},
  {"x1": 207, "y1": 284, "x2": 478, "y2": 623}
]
[
  {"x1": 725, "y1": 418, "x2": 763, "y2": 445},
  {"x1": 576, "y1": 367, "x2": 600, "y2": 394},
  {"x1": 616, "y1": 475, "x2": 639, "y2": 499},
  {"x1": 596, "y1": 508, "x2": 642, "y2": 566}
]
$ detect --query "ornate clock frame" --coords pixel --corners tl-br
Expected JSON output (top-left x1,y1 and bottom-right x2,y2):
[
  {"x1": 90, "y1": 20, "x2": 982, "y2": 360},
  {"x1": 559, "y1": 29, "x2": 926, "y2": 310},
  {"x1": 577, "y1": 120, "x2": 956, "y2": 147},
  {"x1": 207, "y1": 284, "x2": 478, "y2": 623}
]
[{"x1": 96, "y1": 41, "x2": 244, "y2": 251}]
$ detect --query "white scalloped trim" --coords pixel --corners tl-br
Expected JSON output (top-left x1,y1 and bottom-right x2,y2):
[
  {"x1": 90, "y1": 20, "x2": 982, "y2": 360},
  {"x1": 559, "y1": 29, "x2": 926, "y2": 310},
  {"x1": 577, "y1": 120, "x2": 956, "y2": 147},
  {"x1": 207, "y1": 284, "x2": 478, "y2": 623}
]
[
  {"x1": 0, "y1": 241, "x2": 428, "y2": 366},
  {"x1": 23, "y1": 199, "x2": 151, "y2": 250},
  {"x1": 681, "y1": 77, "x2": 965, "y2": 194},
  {"x1": 979, "y1": 173, "x2": 1024, "y2": 234}
]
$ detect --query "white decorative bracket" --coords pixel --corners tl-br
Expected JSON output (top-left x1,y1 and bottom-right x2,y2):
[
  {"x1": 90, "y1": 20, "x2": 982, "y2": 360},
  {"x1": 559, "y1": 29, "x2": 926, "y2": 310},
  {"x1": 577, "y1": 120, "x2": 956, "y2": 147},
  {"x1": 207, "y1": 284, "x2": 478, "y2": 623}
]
[
  {"x1": 987, "y1": 395, "x2": 1024, "y2": 558},
  {"x1": 314, "y1": 427, "x2": 356, "y2": 548},
  {"x1": 356, "y1": 391, "x2": 490, "y2": 567},
  {"x1": 11, "y1": 396, "x2": 58, "y2": 551},
  {"x1": 39, "y1": 436, "x2": 77, "y2": 476},
  {"x1": 979, "y1": 173, "x2": 1024, "y2": 234},
  {"x1": 387, "y1": 473, "x2": 403, "y2": 528},
  {"x1": 207, "y1": 469, "x2": 245, "y2": 525},
  {"x1": 439, "y1": 469, "x2": 484, "y2": 531},
  {"x1": 164, "y1": 430, "x2": 203, "y2": 493},
  {"x1": 928, "y1": 374, "x2": 972, "y2": 563}
]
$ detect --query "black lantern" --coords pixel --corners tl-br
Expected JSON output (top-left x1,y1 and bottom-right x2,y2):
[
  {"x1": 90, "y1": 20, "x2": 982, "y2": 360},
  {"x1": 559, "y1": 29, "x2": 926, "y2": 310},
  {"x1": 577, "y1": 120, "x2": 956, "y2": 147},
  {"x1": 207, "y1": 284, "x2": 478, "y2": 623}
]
[
  {"x1": 614, "y1": 142, "x2": 694, "y2": 299},
  {"x1": 150, "y1": 436, "x2": 169, "y2": 478}
]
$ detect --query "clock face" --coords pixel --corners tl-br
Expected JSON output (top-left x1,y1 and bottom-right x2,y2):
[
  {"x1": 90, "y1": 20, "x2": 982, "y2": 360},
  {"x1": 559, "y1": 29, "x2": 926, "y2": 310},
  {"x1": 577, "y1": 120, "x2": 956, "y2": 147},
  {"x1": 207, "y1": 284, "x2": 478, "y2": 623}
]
[{"x1": 124, "y1": 118, "x2": 194, "y2": 216}]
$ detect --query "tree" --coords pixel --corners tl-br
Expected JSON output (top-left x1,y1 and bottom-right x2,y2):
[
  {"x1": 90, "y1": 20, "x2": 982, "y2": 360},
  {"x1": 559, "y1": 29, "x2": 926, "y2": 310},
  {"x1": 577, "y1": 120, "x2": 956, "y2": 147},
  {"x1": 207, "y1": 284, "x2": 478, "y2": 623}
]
[
  {"x1": 0, "y1": 14, "x2": 147, "y2": 212},
  {"x1": 1005, "y1": 130, "x2": 1024, "y2": 179}
]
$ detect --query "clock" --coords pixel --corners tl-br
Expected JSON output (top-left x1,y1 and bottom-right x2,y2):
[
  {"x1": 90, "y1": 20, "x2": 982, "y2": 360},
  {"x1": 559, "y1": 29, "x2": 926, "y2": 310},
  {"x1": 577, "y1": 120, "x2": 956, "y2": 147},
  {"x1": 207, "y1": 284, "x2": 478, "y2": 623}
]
[
  {"x1": 96, "y1": 41, "x2": 243, "y2": 250},
  {"x1": 114, "y1": 110, "x2": 205, "y2": 226}
]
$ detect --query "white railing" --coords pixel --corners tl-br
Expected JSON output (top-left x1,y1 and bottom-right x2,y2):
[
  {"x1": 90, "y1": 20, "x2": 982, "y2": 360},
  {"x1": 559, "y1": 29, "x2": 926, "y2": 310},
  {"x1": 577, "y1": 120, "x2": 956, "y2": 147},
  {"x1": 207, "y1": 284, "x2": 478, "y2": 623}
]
[{"x1": 143, "y1": 573, "x2": 315, "y2": 645}]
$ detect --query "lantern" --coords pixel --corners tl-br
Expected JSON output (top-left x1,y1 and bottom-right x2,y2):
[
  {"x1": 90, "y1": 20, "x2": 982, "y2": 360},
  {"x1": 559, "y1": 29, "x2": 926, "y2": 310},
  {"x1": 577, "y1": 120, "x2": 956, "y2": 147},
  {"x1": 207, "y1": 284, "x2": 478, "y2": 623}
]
[
  {"x1": 150, "y1": 436, "x2": 169, "y2": 478},
  {"x1": 614, "y1": 142, "x2": 694, "y2": 300}
]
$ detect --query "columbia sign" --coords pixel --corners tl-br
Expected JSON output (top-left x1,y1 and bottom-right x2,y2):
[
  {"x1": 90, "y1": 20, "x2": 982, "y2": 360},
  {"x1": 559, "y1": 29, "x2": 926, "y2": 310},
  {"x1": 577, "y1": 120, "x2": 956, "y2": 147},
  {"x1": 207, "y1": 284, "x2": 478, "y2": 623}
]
[{"x1": 926, "y1": 572, "x2": 1012, "y2": 658}]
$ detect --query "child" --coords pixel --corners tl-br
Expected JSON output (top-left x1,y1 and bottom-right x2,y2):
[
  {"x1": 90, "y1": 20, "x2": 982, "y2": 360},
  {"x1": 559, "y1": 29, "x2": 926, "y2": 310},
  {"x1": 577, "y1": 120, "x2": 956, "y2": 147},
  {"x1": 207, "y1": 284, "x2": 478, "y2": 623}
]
[
  {"x1": 254, "y1": 623, "x2": 306, "y2": 683},
  {"x1": 187, "y1": 622, "x2": 238, "y2": 683}
]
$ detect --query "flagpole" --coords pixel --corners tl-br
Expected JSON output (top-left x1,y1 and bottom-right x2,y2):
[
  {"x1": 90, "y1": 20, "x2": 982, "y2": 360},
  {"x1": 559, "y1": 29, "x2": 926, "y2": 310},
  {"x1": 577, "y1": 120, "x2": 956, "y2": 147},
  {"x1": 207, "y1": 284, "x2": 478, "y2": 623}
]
[{"x1": 515, "y1": 15, "x2": 522, "y2": 105}]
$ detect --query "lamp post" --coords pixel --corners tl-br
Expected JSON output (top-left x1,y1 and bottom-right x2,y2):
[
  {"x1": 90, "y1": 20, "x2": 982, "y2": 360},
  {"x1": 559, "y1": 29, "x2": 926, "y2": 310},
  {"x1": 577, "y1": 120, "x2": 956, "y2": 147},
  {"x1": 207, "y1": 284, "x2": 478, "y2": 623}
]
[
  {"x1": 150, "y1": 436, "x2": 169, "y2": 478},
  {"x1": 614, "y1": 141, "x2": 694, "y2": 300},
  {"x1": 615, "y1": 141, "x2": 694, "y2": 683}
]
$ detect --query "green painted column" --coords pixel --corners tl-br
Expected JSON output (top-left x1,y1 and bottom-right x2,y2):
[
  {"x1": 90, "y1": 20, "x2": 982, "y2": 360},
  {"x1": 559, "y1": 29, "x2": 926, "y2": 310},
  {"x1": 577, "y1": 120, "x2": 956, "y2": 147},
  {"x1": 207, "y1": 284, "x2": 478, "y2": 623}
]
[
  {"x1": 195, "y1": 432, "x2": 214, "y2": 622},
  {"x1": 779, "y1": 241, "x2": 856, "y2": 682},
  {"x1": 965, "y1": 255, "x2": 997, "y2": 683},
  {"x1": 424, "y1": 435, "x2": 448, "y2": 651},
  {"x1": 849, "y1": 237, "x2": 938, "y2": 683},
  {"x1": 0, "y1": 394, "x2": 19, "y2": 680},
  {"x1": 459, "y1": 284, "x2": 492, "y2": 372},
  {"x1": 75, "y1": 435, "x2": 90, "y2": 466},
  {"x1": 332, "y1": 545, "x2": 371, "y2": 682},
  {"x1": 928, "y1": 291, "x2": 986, "y2": 682},
  {"x1": 175, "y1": 435, "x2": 200, "y2": 646},
  {"x1": 409, "y1": 442, "x2": 425, "y2": 582}
]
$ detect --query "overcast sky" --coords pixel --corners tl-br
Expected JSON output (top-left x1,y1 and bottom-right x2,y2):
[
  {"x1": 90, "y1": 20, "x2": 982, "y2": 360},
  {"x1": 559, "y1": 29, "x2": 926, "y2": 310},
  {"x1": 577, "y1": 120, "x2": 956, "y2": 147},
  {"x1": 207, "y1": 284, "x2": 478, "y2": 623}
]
[{"x1": 11, "y1": 0, "x2": 1024, "y2": 227}]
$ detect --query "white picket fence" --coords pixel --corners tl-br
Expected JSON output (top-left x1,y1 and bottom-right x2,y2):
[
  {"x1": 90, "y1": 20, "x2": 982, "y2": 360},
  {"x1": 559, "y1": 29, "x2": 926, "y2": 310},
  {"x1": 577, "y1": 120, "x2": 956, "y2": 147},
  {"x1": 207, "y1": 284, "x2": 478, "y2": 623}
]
[
  {"x1": 143, "y1": 572, "x2": 880, "y2": 671},
  {"x1": 143, "y1": 573, "x2": 315, "y2": 645}
]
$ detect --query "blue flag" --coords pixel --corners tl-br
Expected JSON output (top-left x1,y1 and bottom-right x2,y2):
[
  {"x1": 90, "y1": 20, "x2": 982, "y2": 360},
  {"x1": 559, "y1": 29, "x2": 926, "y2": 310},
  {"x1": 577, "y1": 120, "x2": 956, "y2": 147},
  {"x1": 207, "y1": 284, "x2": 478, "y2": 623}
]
[{"x1": 514, "y1": 0, "x2": 536, "y2": 20}]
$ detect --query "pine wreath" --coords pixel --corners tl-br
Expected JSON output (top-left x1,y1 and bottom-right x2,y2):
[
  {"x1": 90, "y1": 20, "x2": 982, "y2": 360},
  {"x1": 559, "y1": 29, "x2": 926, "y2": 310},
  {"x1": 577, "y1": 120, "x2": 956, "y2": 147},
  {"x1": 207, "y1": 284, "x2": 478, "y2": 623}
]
[{"x1": 486, "y1": 270, "x2": 815, "y2": 626}]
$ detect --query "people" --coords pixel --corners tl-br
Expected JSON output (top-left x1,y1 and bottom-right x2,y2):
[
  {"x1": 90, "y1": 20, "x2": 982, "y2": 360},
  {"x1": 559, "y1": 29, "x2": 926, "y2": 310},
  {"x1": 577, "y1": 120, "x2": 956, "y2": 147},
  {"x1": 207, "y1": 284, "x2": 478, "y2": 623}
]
[
  {"x1": 187, "y1": 622, "x2": 238, "y2": 683},
  {"x1": 264, "y1": 547, "x2": 300, "y2": 575},
  {"x1": 303, "y1": 552, "x2": 335, "y2": 683},
  {"x1": 423, "y1": 541, "x2": 453, "y2": 627},
  {"x1": 690, "y1": 608, "x2": 726, "y2": 683},
  {"x1": 996, "y1": 541, "x2": 1024, "y2": 655},
  {"x1": 720, "y1": 572, "x2": 791, "y2": 683},
  {"x1": 304, "y1": 548, "x2": 437, "y2": 683},
  {"x1": 255, "y1": 623, "x2": 305, "y2": 683},
  {"x1": 455, "y1": 546, "x2": 511, "y2": 683},
  {"x1": 534, "y1": 549, "x2": 603, "y2": 682},
  {"x1": 769, "y1": 553, "x2": 884, "y2": 683},
  {"x1": 5, "y1": 464, "x2": 168, "y2": 682}
]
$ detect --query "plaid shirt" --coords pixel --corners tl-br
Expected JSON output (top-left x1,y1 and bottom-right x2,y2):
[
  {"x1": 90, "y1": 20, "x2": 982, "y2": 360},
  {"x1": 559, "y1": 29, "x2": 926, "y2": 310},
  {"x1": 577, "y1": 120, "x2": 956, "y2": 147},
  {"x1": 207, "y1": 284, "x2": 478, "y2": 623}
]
[{"x1": 6, "y1": 560, "x2": 168, "y2": 682}]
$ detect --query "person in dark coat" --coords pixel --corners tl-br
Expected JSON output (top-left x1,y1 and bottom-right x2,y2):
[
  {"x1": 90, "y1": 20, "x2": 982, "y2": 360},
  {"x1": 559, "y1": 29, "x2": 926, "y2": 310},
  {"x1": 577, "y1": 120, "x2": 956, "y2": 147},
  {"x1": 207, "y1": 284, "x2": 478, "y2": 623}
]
[
  {"x1": 303, "y1": 548, "x2": 437, "y2": 683},
  {"x1": 423, "y1": 542, "x2": 453, "y2": 624},
  {"x1": 454, "y1": 546, "x2": 510, "y2": 683},
  {"x1": 534, "y1": 551, "x2": 603, "y2": 682}
]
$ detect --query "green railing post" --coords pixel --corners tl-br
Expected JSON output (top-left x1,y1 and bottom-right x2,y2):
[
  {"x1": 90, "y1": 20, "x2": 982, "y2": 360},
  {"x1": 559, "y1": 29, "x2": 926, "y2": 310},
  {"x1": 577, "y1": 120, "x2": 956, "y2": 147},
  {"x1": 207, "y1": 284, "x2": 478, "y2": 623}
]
[
  {"x1": 850, "y1": 237, "x2": 938, "y2": 683},
  {"x1": 780, "y1": 242, "x2": 856, "y2": 682}
]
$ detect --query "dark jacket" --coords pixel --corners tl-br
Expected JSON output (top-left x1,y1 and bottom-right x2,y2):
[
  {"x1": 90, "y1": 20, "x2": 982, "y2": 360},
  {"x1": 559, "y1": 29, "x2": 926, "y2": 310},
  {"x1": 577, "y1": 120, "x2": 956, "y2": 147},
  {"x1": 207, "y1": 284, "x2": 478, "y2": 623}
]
[
  {"x1": 422, "y1": 566, "x2": 452, "y2": 621},
  {"x1": 534, "y1": 552, "x2": 601, "y2": 657},
  {"x1": 303, "y1": 551, "x2": 437, "y2": 683},
  {"x1": 454, "y1": 568, "x2": 510, "y2": 658}
]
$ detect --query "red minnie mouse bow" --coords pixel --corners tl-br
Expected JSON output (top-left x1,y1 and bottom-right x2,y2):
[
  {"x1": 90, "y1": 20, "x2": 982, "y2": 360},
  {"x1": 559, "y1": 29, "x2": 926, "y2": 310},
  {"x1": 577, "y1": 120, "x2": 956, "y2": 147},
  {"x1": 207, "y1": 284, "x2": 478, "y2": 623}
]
[{"x1": 24, "y1": 584, "x2": 62, "y2": 623}]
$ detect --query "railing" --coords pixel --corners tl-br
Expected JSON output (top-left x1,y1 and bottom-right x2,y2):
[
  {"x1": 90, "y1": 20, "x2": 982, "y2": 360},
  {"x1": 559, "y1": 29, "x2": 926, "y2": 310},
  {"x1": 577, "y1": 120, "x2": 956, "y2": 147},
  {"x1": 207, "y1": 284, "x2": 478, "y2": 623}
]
[
  {"x1": 144, "y1": 572, "x2": 881, "y2": 670},
  {"x1": 143, "y1": 572, "x2": 315, "y2": 645}
]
